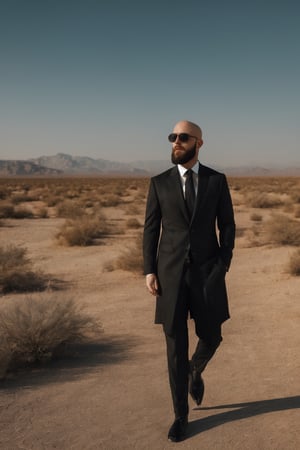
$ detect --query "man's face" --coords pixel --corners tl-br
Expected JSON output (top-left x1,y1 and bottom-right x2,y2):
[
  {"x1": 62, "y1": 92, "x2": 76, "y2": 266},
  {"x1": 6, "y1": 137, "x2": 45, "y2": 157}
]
[{"x1": 171, "y1": 139, "x2": 197, "y2": 165}]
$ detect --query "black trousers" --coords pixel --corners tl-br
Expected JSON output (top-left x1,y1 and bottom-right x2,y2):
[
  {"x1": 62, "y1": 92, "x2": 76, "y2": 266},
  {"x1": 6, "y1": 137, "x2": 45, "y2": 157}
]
[{"x1": 164, "y1": 264, "x2": 222, "y2": 418}]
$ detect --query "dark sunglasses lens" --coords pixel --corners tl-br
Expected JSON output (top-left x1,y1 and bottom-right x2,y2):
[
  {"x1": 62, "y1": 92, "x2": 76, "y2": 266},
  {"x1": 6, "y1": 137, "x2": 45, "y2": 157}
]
[
  {"x1": 168, "y1": 133, "x2": 190, "y2": 143},
  {"x1": 179, "y1": 133, "x2": 189, "y2": 142},
  {"x1": 168, "y1": 133, "x2": 177, "y2": 142}
]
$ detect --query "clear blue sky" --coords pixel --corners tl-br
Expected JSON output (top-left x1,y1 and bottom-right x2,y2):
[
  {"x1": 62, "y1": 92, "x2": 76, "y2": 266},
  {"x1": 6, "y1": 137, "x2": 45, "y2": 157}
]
[{"x1": 0, "y1": 0, "x2": 299, "y2": 167}]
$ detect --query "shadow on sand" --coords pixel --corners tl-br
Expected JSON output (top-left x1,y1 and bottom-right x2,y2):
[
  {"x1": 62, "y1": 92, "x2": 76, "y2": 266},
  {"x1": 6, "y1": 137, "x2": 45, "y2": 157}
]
[
  {"x1": 188, "y1": 396, "x2": 300, "y2": 437},
  {"x1": 0, "y1": 333, "x2": 138, "y2": 390}
]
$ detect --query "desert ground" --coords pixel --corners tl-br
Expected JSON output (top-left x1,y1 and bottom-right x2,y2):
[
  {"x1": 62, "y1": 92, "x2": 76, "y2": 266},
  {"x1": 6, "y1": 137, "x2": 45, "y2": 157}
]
[{"x1": 0, "y1": 176, "x2": 299, "y2": 450}]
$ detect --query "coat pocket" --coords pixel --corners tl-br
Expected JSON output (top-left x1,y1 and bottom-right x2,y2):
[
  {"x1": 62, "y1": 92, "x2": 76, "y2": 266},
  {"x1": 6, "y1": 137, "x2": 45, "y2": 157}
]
[{"x1": 203, "y1": 259, "x2": 226, "y2": 307}]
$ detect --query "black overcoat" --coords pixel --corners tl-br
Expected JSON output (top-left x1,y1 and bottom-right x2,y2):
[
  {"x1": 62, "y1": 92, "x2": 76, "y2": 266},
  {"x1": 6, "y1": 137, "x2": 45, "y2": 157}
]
[{"x1": 143, "y1": 163, "x2": 235, "y2": 335}]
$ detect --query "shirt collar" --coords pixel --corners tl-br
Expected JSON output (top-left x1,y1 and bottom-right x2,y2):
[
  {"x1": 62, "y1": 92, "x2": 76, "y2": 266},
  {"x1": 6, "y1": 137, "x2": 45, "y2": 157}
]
[{"x1": 177, "y1": 161, "x2": 199, "y2": 177}]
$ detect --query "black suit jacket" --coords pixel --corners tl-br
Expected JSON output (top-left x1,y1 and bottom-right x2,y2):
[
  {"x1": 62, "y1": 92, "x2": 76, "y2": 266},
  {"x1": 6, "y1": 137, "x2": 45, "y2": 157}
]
[{"x1": 143, "y1": 163, "x2": 235, "y2": 334}]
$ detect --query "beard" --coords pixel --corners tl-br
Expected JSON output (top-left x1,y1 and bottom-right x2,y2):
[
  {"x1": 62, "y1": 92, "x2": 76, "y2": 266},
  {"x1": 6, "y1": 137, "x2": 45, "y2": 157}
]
[{"x1": 171, "y1": 142, "x2": 197, "y2": 165}]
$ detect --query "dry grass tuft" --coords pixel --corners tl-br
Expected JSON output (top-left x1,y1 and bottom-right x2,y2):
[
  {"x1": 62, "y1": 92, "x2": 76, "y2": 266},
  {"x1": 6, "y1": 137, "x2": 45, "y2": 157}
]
[
  {"x1": 250, "y1": 213, "x2": 263, "y2": 222},
  {"x1": 288, "y1": 249, "x2": 300, "y2": 276},
  {"x1": 100, "y1": 194, "x2": 121, "y2": 207},
  {"x1": 0, "y1": 294, "x2": 102, "y2": 378},
  {"x1": 1, "y1": 271, "x2": 47, "y2": 294},
  {"x1": 266, "y1": 214, "x2": 300, "y2": 246},
  {"x1": 294, "y1": 206, "x2": 300, "y2": 219},
  {"x1": 11, "y1": 194, "x2": 38, "y2": 204},
  {"x1": 36, "y1": 207, "x2": 49, "y2": 218},
  {"x1": 56, "y1": 200, "x2": 85, "y2": 218},
  {"x1": 45, "y1": 196, "x2": 62, "y2": 207},
  {"x1": 0, "y1": 245, "x2": 30, "y2": 274},
  {"x1": 235, "y1": 228, "x2": 246, "y2": 238},
  {"x1": 247, "y1": 192, "x2": 283, "y2": 208},
  {"x1": 0, "y1": 203, "x2": 14, "y2": 218},
  {"x1": 0, "y1": 245, "x2": 47, "y2": 294},
  {"x1": 0, "y1": 189, "x2": 8, "y2": 200},
  {"x1": 290, "y1": 191, "x2": 300, "y2": 204},
  {"x1": 0, "y1": 203, "x2": 33, "y2": 219},
  {"x1": 114, "y1": 233, "x2": 143, "y2": 273},
  {"x1": 11, "y1": 207, "x2": 34, "y2": 219},
  {"x1": 56, "y1": 214, "x2": 108, "y2": 246},
  {"x1": 126, "y1": 218, "x2": 142, "y2": 229}
]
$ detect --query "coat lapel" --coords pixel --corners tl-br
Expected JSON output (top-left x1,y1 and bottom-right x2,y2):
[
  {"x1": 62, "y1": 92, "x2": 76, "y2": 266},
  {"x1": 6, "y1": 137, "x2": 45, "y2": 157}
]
[
  {"x1": 170, "y1": 166, "x2": 190, "y2": 222},
  {"x1": 191, "y1": 164, "x2": 210, "y2": 223}
]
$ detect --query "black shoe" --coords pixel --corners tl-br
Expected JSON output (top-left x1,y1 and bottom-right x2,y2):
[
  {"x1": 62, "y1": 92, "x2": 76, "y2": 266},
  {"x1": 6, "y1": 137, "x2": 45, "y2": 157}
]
[
  {"x1": 189, "y1": 369, "x2": 204, "y2": 406},
  {"x1": 168, "y1": 416, "x2": 188, "y2": 442}
]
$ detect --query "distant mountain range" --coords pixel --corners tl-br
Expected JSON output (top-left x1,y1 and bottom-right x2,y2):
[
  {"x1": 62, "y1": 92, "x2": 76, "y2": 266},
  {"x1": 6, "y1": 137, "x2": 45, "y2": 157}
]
[
  {"x1": 30, "y1": 153, "x2": 147, "y2": 174},
  {"x1": 0, "y1": 153, "x2": 147, "y2": 176},
  {"x1": 0, "y1": 153, "x2": 299, "y2": 176},
  {"x1": 0, "y1": 159, "x2": 62, "y2": 176}
]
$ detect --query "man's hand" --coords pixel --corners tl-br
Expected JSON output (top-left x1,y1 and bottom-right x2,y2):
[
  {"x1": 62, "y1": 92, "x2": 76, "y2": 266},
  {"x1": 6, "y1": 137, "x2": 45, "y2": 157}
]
[{"x1": 146, "y1": 273, "x2": 159, "y2": 296}]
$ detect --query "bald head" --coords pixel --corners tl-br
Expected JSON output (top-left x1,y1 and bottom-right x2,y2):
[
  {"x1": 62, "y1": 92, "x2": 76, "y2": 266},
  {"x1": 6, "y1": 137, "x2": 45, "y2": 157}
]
[
  {"x1": 173, "y1": 120, "x2": 203, "y2": 140},
  {"x1": 170, "y1": 120, "x2": 204, "y2": 168}
]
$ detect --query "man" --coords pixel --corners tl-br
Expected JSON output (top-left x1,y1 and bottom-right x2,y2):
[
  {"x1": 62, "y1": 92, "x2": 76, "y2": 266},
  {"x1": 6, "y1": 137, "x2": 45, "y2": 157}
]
[{"x1": 143, "y1": 120, "x2": 235, "y2": 442}]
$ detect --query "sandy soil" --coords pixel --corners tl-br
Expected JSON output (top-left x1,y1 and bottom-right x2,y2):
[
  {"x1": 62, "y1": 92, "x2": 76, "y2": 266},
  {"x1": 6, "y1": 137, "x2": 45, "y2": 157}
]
[{"x1": 0, "y1": 198, "x2": 299, "y2": 450}]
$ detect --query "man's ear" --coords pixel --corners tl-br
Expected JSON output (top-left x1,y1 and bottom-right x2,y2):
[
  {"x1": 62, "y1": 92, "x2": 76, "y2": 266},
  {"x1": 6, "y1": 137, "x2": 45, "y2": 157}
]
[{"x1": 198, "y1": 139, "x2": 203, "y2": 149}]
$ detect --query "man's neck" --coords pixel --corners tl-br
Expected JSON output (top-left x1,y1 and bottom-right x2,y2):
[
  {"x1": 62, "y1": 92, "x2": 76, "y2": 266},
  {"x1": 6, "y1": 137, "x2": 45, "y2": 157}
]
[{"x1": 181, "y1": 160, "x2": 199, "y2": 170}]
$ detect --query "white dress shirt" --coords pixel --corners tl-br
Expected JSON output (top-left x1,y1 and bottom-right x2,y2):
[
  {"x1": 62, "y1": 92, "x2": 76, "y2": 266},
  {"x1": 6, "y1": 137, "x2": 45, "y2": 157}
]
[{"x1": 177, "y1": 161, "x2": 199, "y2": 198}]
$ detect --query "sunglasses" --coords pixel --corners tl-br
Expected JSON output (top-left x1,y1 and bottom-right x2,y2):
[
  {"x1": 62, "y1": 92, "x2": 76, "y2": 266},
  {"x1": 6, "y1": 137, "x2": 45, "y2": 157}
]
[{"x1": 168, "y1": 133, "x2": 198, "y2": 143}]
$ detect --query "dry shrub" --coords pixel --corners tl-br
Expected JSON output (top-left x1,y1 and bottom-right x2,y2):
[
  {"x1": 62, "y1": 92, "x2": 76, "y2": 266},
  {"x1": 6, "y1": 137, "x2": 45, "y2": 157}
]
[
  {"x1": 231, "y1": 183, "x2": 242, "y2": 191},
  {"x1": 84, "y1": 200, "x2": 94, "y2": 208},
  {"x1": 11, "y1": 207, "x2": 34, "y2": 219},
  {"x1": 0, "y1": 245, "x2": 47, "y2": 294},
  {"x1": 235, "y1": 228, "x2": 246, "y2": 238},
  {"x1": 65, "y1": 190, "x2": 80, "y2": 199},
  {"x1": 100, "y1": 194, "x2": 121, "y2": 207},
  {"x1": 0, "y1": 203, "x2": 33, "y2": 219},
  {"x1": 56, "y1": 215, "x2": 108, "y2": 246},
  {"x1": 247, "y1": 192, "x2": 283, "y2": 208},
  {"x1": 2, "y1": 271, "x2": 47, "y2": 294},
  {"x1": 112, "y1": 187, "x2": 125, "y2": 197},
  {"x1": 0, "y1": 189, "x2": 8, "y2": 200},
  {"x1": 56, "y1": 200, "x2": 85, "y2": 218},
  {"x1": 288, "y1": 249, "x2": 300, "y2": 276},
  {"x1": 229, "y1": 177, "x2": 295, "y2": 197},
  {"x1": 290, "y1": 191, "x2": 300, "y2": 204},
  {"x1": 266, "y1": 214, "x2": 300, "y2": 246},
  {"x1": 11, "y1": 194, "x2": 38, "y2": 204},
  {"x1": 0, "y1": 294, "x2": 102, "y2": 378},
  {"x1": 134, "y1": 191, "x2": 146, "y2": 201},
  {"x1": 245, "y1": 229, "x2": 264, "y2": 248},
  {"x1": 250, "y1": 213, "x2": 263, "y2": 222},
  {"x1": 36, "y1": 207, "x2": 49, "y2": 218},
  {"x1": 126, "y1": 218, "x2": 142, "y2": 229},
  {"x1": 45, "y1": 196, "x2": 62, "y2": 207},
  {"x1": 0, "y1": 245, "x2": 30, "y2": 273},
  {"x1": 0, "y1": 203, "x2": 14, "y2": 218},
  {"x1": 295, "y1": 206, "x2": 300, "y2": 219},
  {"x1": 115, "y1": 233, "x2": 143, "y2": 273}
]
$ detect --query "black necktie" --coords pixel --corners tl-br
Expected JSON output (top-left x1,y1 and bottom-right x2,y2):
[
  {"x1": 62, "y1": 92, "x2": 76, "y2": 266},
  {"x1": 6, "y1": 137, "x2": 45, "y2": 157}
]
[{"x1": 185, "y1": 169, "x2": 195, "y2": 219}]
